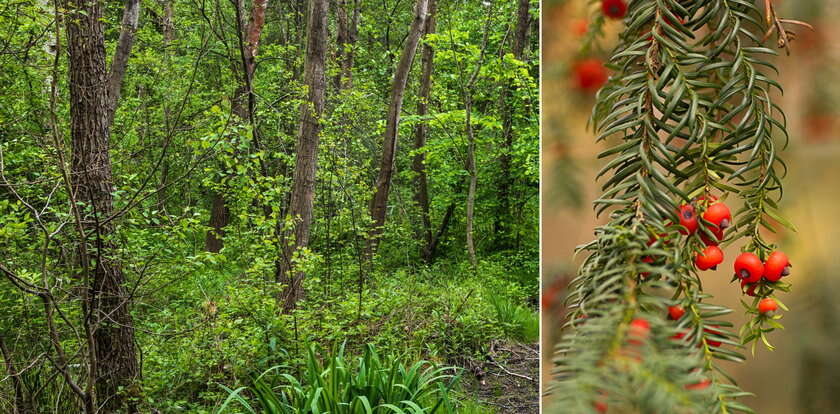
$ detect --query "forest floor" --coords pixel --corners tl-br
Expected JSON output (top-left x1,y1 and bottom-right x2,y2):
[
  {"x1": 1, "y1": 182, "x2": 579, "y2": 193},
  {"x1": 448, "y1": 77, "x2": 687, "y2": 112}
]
[{"x1": 462, "y1": 340, "x2": 540, "y2": 413}]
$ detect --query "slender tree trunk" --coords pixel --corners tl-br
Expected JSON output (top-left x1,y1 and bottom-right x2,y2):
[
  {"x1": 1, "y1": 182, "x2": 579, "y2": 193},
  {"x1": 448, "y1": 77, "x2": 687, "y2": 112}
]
[
  {"x1": 460, "y1": 9, "x2": 492, "y2": 267},
  {"x1": 66, "y1": 0, "x2": 139, "y2": 410},
  {"x1": 107, "y1": 0, "x2": 141, "y2": 126},
  {"x1": 334, "y1": 0, "x2": 360, "y2": 90},
  {"x1": 366, "y1": 0, "x2": 429, "y2": 255},
  {"x1": 276, "y1": 0, "x2": 328, "y2": 313},
  {"x1": 425, "y1": 200, "x2": 455, "y2": 261},
  {"x1": 412, "y1": 0, "x2": 436, "y2": 262},
  {"x1": 465, "y1": 95, "x2": 478, "y2": 267},
  {"x1": 205, "y1": 0, "x2": 269, "y2": 253},
  {"x1": 0, "y1": 336, "x2": 32, "y2": 414},
  {"x1": 494, "y1": 0, "x2": 530, "y2": 250},
  {"x1": 163, "y1": 0, "x2": 175, "y2": 44},
  {"x1": 205, "y1": 193, "x2": 229, "y2": 252},
  {"x1": 158, "y1": 2, "x2": 174, "y2": 210}
]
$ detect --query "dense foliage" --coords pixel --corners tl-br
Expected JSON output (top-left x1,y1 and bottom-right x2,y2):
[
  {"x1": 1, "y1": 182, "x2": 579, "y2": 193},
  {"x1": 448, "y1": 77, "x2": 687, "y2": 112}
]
[{"x1": 0, "y1": 0, "x2": 538, "y2": 412}]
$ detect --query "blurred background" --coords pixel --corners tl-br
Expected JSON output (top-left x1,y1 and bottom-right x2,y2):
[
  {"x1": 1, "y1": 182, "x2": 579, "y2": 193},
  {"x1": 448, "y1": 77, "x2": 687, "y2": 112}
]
[{"x1": 540, "y1": 0, "x2": 840, "y2": 412}]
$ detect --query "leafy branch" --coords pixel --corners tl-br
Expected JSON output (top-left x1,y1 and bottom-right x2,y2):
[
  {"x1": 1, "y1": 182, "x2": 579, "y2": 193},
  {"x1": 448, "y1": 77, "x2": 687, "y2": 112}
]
[{"x1": 549, "y1": 0, "x2": 802, "y2": 412}]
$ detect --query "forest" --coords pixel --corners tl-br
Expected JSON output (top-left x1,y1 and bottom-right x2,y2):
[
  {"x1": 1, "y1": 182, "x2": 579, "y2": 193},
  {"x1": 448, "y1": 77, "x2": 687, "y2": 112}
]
[{"x1": 0, "y1": 0, "x2": 539, "y2": 412}]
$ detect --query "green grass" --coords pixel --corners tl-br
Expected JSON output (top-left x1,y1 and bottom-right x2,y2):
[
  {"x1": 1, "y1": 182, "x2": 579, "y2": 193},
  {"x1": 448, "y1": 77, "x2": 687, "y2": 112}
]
[{"x1": 488, "y1": 293, "x2": 539, "y2": 343}]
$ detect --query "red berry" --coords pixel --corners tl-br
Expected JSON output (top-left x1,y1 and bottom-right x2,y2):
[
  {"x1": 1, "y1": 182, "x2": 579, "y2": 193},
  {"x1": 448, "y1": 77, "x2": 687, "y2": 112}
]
[
  {"x1": 572, "y1": 59, "x2": 608, "y2": 92},
  {"x1": 678, "y1": 204, "x2": 698, "y2": 235},
  {"x1": 640, "y1": 255, "x2": 654, "y2": 278},
  {"x1": 572, "y1": 19, "x2": 588, "y2": 37},
  {"x1": 695, "y1": 245, "x2": 723, "y2": 270},
  {"x1": 734, "y1": 252, "x2": 764, "y2": 283},
  {"x1": 671, "y1": 329, "x2": 689, "y2": 341},
  {"x1": 763, "y1": 251, "x2": 791, "y2": 282},
  {"x1": 601, "y1": 0, "x2": 627, "y2": 19},
  {"x1": 647, "y1": 233, "x2": 669, "y2": 246},
  {"x1": 594, "y1": 400, "x2": 608, "y2": 413},
  {"x1": 700, "y1": 225, "x2": 724, "y2": 246},
  {"x1": 685, "y1": 379, "x2": 712, "y2": 391},
  {"x1": 758, "y1": 298, "x2": 778, "y2": 314},
  {"x1": 668, "y1": 305, "x2": 685, "y2": 320},
  {"x1": 703, "y1": 327, "x2": 723, "y2": 348},
  {"x1": 541, "y1": 286, "x2": 559, "y2": 309},
  {"x1": 740, "y1": 279, "x2": 758, "y2": 297},
  {"x1": 703, "y1": 202, "x2": 732, "y2": 230},
  {"x1": 628, "y1": 318, "x2": 650, "y2": 344}
]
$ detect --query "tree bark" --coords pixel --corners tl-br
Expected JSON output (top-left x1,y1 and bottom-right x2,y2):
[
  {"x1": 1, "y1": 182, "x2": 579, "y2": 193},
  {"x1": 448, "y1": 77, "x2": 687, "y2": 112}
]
[
  {"x1": 465, "y1": 95, "x2": 478, "y2": 267},
  {"x1": 205, "y1": 0, "x2": 269, "y2": 253},
  {"x1": 0, "y1": 336, "x2": 32, "y2": 414},
  {"x1": 425, "y1": 200, "x2": 455, "y2": 262},
  {"x1": 162, "y1": 0, "x2": 175, "y2": 44},
  {"x1": 461, "y1": 8, "x2": 492, "y2": 267},
  {"x1": 66, "y1": 0, "x2": 139, "y2": 410},
  {"x1": 205, "y1": 192, "x2": 229, "y2": 253},
  {"x1": 334, "y1": 0, "x2": 360, "y2": 90},
  {"x1": 276, "y1": 0, "x2": 328, "y2": 313},
  {"x1": 107, "y1": 0, "x2": 141, "y2": 126},
  {"x1": 412, "y1": 0, "x2": 436, "y2": 262},
  {"x1": 494, "y1": 0, "x2": 530, "y2": 250},
  {"x1": 367, "y1": 0, "x2": 429, "y2": 255}
]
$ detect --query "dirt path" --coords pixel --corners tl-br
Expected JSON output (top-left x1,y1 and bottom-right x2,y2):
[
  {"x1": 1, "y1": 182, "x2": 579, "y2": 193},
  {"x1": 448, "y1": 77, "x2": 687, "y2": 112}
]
[{"x1": 462, "y1": 341, "x2": 539, "y2": 413}]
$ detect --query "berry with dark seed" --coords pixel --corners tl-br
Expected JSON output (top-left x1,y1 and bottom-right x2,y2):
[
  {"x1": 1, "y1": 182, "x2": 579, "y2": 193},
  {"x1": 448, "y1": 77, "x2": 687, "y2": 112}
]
[
  {"x1": 601, "y1": 0, "x2": 627, "y2": 19},
  {"x1": 703, "y1": 202, "x2": 732, "y2": 230},
  {"x1": 734, "y1": 252, "x2": 764, "y2": 283},
  {"x1": 679, "y1": 204, "x2": 699, "y2": 235},
  {"x1": 763, "y1": 251, "x2": 791, "y2": 282}
]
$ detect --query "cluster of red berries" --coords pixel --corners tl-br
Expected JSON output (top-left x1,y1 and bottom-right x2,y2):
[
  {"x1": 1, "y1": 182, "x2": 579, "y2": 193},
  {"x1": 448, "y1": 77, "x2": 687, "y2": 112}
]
[
  {"x1": 678, "y1": 196, "x2": 731, "y2": 270},
  {"x1": 734, "y1": 250, "x2": 791, "y2": 300}
]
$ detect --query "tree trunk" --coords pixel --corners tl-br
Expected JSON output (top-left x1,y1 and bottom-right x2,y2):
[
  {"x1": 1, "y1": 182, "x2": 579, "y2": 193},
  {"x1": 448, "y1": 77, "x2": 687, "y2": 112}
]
[
  {"x1": 107, "y1": 0, "x2": 141, "y2": 126},
  {"x1": 158, "y1": 0, "x2": 174, "y2": 210},
  {"x1": 66, "y1": 0, "x2": 139, "y2": 410},
  {"x1": 494, "y1": 0, "x2": 530, "y2": 250},
  {"x1": 205, "y1": 192, "x2": 229, "y2": 252},
  {"x1": 276, "y1": 0, "x2": 328, "y2": 313},
  {"x1": 412, "y1": 0, "x2": 436, "y2": 262},
  {"x1": 0, "y1": 336, "x2": 32, "y2": 414},
  {"x1": 334, "y1": 0, "x2": 360, "y2": 90},
  {"x1": 465, "y1": 94, "x2": 478, "y2": 267},
  {"x1": 205, "y1": 0, "x2": 269, "y2": 253},
  {"x1": 367, "y1": 0, "x2": 429, "y2": 255},
  {"x1": 461, "y1": 8, "x2": 492, "y2": 267},
  {"x1": 163, "y1": 0, "x2": 175, "y2": 44},
  {"x1": 424, "y1": 200, "x2": 455, "y2": 262}
]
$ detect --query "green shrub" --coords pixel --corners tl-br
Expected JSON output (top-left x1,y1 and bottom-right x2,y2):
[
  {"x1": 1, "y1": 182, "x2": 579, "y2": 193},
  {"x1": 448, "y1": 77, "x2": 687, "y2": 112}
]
[
  {"x1": 488, "y1": 293, "x2": 538, "y2": 343},
  {"x1": 217, "y1": 344, "x2": 460, "y2": 413}
]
